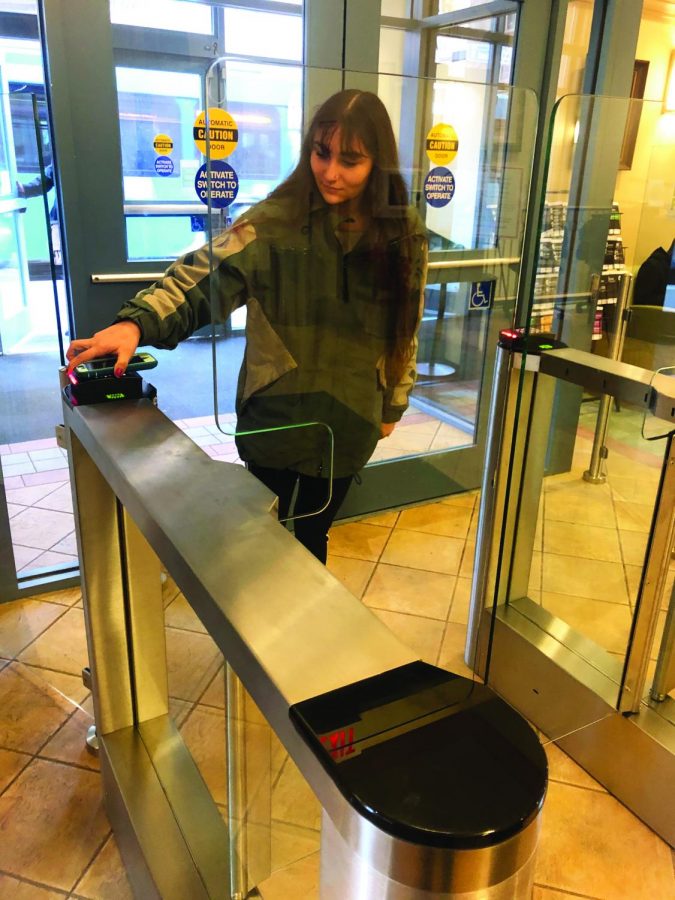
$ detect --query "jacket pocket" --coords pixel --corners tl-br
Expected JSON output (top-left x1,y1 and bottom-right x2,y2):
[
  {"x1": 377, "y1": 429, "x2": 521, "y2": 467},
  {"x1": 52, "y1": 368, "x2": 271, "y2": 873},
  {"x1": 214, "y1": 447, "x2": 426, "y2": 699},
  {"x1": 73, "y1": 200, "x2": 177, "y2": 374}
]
[{"x1": 240, "y1": 297, "x2": 297, "y2": 405}]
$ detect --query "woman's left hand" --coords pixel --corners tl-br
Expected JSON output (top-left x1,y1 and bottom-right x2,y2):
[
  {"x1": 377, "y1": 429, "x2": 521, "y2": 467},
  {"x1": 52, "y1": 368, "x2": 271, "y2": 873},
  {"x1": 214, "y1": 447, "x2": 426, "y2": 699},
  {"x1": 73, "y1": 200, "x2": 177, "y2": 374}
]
[{"x1": 380, "y1": 422, "x2": 396, "y2": 439}]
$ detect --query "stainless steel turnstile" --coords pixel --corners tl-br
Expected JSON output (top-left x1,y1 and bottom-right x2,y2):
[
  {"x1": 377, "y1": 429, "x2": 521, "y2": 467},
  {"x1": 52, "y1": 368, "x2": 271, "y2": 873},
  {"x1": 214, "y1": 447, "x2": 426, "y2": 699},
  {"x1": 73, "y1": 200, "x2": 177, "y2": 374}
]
[{"x1": 62, "y1": 382, "x2": 547, "y2": 899}]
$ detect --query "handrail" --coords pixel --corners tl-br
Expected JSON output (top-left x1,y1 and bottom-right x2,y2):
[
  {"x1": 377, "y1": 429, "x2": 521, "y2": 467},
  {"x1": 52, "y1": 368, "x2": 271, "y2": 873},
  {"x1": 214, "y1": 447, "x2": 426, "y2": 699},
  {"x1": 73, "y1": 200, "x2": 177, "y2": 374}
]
[
  {"x1": 91, "y1": 272, "x2": 165, "y2": 283},
  {"x1": 93, "y1": 254, "x2": 523, "y2": 284},
  {"x1": 427, "y1": 255, "x2": 520, "y2": 270},
  {"x1": 123, "y1": 200, "x2": 255, "y2": 216},
  {"x1": 539, "y1": 347, "x2": 675, "y2": 422}
]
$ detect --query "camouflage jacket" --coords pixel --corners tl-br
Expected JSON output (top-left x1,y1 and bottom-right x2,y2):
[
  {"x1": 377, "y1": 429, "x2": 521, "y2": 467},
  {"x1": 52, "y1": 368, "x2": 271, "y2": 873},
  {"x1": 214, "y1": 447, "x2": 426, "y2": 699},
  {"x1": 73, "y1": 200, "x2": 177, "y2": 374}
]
[{"x1": 117, "y1": 197, "x2": 428, "y2": 477}]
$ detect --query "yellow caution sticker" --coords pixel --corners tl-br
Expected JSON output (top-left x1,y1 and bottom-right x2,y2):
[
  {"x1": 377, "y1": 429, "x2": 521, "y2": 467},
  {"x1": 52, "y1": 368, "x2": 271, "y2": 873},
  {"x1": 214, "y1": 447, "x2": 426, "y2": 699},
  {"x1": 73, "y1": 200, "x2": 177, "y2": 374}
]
[
  {"x1": 425, "y1": 123, "x2": 459, "y2": 165},
  {"x1": 193, "y1": 108, "x2": 238, "y2": 159},
  {"x1": 153, "y1": 133, "x2": 174, "y2": 155}
]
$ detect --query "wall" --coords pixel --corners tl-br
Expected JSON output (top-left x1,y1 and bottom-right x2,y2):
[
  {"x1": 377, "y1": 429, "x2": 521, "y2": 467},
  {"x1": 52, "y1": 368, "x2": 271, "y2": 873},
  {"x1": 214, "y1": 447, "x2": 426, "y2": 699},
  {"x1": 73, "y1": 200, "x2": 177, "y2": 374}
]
[
  {"x1": 546, "y1": 0, "x2": 594, "y2": 197},
  {"x1": 615, "y1": 7, "x2": 675, "y2": 272}
]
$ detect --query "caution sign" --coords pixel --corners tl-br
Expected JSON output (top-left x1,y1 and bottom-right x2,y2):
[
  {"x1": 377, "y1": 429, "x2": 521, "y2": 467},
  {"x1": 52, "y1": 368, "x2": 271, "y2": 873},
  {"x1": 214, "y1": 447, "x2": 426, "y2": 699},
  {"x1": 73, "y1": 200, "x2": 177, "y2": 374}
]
[
  {"x1": 155, "y1": 156, "x2": 174, "y2": 177},
  {"x1": 424, "y1": 167, "x2": 455, "y2": 208},
  {"x1": 193, "y1": 108, "x2": 238, "y2": 159},
  {"x1": 153, "y1": 133, "x2": 174, "y2": 155},
  {"x1": 195, "y1": 161, "x2": 239, "y2": 208},
  {"x1": 425, "y1": 123, "x2": 459, "y2": 165}
]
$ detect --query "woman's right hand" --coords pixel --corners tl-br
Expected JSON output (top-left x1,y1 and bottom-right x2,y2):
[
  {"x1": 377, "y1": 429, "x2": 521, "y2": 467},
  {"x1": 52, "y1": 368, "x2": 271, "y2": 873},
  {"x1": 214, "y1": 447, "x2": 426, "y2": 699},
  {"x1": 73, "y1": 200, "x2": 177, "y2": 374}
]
[{"x1": 66, "y1": 321, "x2": 142, "y2": 376}]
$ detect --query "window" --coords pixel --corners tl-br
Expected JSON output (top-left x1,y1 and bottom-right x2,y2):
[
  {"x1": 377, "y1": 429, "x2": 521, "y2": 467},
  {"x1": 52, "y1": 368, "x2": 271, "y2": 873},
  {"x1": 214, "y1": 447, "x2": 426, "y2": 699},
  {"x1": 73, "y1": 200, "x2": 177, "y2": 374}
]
[
  {"x1": 109, "y1": 0, "x2": 213, "y2": 34},
  {"x1": 110, "y1": 1, "x2": 304, "y2": 261},
  {"x1": 223, "y1": 8, "x2": 302, "y2": 61},
  {"x1": 116, "y1": 67, "x2": 201, "y2": 203}
]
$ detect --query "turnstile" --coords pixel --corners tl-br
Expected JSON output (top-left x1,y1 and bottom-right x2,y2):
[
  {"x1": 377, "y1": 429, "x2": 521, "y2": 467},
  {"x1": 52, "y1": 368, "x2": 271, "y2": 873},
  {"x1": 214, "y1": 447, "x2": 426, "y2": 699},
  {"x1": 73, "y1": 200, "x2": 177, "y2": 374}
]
[
  {"x1": 467, "y1": 332, "x2": 675, "y2": 846},
  {"x1": 62, "y1": 380, "x2": 547, "y2": 899}
]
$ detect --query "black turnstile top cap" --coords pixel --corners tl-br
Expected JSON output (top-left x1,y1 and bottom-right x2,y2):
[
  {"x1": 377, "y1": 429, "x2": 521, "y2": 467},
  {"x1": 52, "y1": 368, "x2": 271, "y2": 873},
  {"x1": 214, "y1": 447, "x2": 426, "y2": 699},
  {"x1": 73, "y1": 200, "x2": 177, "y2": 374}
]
[{"x1": 290, "y1": 662, "x2": 548, "y2": 850}]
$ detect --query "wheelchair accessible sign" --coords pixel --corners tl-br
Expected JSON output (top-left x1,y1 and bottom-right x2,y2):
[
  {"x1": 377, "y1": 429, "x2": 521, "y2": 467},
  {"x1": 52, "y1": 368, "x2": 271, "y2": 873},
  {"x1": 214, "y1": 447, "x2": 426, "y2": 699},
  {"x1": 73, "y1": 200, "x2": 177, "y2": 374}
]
[{"x1": 470, "y1": 280, "x2": 495, "y2": 311}]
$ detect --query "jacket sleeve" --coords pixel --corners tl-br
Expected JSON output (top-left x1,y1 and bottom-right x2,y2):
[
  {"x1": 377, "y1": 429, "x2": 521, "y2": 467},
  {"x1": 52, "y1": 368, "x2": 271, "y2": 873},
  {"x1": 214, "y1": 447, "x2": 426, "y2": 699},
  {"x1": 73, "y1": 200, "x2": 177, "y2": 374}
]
[
  {"x1": 115, "y1": 221, "x2": 256, "y2": 348},
  {"x1": 381, "y1": 238, "x2": 428, "y2": 424},
  {"x1": 21, "y1": 164, "x2": 54, "y2": 198}
]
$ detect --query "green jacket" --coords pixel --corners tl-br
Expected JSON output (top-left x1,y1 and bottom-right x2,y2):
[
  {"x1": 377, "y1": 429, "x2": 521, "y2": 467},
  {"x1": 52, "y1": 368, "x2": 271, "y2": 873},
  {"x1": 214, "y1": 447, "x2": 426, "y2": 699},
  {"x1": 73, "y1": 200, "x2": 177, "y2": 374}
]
[{"x1": 117, "y1": 197, "x2": 428, "y2": 477}]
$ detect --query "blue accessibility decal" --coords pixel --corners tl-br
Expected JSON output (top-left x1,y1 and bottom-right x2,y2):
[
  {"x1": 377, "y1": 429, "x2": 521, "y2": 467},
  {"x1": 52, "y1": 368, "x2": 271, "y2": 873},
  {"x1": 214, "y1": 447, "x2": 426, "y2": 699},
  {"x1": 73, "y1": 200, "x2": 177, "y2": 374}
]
[
  {"x1": 154, "y1": 156, "x2": 174, "y2": 177},
  {"x1": 424, "y1": 166, "x2": 455, "y2": 208},
  {"x1": 195, "y1": 161, "x2": 239, "y2": 208}
]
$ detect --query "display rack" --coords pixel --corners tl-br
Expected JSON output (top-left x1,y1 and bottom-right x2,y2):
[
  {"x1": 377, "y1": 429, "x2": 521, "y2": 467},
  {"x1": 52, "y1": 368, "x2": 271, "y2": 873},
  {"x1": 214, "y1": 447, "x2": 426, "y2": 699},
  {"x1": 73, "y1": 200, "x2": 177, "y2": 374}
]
[{"x1": 531, "y1": 200, "x2": 628, "y2": 340}]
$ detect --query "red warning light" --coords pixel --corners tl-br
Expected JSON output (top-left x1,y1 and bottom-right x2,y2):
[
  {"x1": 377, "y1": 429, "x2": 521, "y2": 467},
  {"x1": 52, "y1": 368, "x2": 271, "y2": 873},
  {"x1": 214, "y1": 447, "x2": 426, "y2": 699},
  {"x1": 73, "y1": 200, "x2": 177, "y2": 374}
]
[{"x1": 319, "y1": 727, "x2": 357, "y2": 760}]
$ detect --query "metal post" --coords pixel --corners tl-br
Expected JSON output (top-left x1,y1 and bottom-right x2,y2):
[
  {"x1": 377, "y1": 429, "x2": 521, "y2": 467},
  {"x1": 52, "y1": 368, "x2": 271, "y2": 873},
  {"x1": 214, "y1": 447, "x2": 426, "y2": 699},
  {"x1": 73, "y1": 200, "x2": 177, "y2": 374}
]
[
  {"x1": 466, "y1": 343, "x2": 512, "y2": 671},
  {"x1": 226, "y1": 664, "x2": 271, "y2": 899},
  {"x1": 583, "y1": 273, "x2": 633, "y2": 483},
  {"x1": 651, "y1": 575, "x2": 675, "y2": 702},
  {"x1": 620, "y1": 431, "x2": 675, "y2": 713},
  {"x1": 226, "y1": 664, "x2": 249, "y2": 900}
]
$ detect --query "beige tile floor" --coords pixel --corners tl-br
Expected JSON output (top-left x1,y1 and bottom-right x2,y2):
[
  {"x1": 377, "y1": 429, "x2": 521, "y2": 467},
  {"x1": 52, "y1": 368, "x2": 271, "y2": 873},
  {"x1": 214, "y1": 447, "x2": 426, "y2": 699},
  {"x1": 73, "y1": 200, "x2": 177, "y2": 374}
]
[
  {"x1": 1, "y1": 486, "x2": 674, "y2": 898},
  {"x1": 1, "y1": 401, "x2": 675, "y2": 898}
]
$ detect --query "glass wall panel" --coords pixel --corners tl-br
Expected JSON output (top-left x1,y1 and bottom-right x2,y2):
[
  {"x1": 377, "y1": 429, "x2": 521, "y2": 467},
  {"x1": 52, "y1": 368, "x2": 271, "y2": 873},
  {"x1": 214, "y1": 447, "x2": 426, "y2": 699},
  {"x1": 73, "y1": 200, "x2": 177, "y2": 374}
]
[{"x1": 102, "y1": 0, "x2": 304, "y2": 427}]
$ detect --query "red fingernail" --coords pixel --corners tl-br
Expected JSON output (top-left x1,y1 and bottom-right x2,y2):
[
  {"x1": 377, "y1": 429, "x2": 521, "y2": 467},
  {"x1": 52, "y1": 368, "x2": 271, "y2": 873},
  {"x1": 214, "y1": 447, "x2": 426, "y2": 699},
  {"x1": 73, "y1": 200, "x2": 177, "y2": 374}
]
[{"x1": 114, "y1": 367, "x2": 123, "y2": 378}]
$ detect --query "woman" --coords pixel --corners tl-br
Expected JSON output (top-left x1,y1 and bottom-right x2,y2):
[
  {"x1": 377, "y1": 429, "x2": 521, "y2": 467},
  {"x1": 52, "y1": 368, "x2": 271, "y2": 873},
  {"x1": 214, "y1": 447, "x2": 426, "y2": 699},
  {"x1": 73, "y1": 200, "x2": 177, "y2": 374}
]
[{"x1": 66, "y1": 89, "x2": 428, "y2": 562}]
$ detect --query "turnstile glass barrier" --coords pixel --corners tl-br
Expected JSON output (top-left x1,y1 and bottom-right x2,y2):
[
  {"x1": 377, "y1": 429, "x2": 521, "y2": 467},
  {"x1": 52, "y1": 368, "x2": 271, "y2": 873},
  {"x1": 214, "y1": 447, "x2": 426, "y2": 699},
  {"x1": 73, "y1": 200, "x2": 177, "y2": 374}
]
[
  {"x1": 162, "y1": 570, "x2": 324, "y2": 895},
  {"x1": 202, "y1": 66, "x2": 538, "y2": 513},
  {"x1": 468, "y1": 91, "x2": 675, "y2": 845},
  {"x1": 151, "y1": 69, "x2": 543, "y2": 895}
]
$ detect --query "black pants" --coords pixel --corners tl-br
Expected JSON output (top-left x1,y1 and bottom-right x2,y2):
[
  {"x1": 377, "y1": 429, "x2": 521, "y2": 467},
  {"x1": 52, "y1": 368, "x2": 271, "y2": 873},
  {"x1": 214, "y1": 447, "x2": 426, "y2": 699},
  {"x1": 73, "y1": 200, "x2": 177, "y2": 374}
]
[{"x1": 247, "y1": 464, "x2": 353, "y2": 564}]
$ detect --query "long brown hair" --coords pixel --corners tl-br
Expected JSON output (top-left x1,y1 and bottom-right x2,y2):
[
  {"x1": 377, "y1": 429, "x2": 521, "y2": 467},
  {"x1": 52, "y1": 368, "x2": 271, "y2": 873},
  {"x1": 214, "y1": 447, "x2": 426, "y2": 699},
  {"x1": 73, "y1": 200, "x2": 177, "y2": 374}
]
[{"x1": 268, "y1": 89, "x2": 423, "y2": 384}]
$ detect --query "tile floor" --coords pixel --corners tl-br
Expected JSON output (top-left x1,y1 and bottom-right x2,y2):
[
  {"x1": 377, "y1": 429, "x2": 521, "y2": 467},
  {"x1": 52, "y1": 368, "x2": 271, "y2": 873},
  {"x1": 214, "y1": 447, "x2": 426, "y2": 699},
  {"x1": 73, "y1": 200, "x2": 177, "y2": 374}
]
[
  {"x1": 1, "y1": 402, "x2": 674, "y2": 898},
  {"x1": 1, "y1": 406, "x2": 472, "y2": 579}
]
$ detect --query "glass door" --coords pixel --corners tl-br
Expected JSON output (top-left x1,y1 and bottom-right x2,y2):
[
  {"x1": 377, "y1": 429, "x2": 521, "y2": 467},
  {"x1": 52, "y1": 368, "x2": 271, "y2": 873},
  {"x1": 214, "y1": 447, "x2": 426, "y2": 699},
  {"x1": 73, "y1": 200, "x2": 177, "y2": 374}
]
[
  {"x1": 0, "y1": 85, "x2": 76, "y2": 602},
  {"x1": 354, "y1": 0, "x2": 525, "y2": 513},
  {"x1": 346, "y1": 73, "x2": 537, "y2": 514},
  {"x1": 0, "y1": 80, "x2": 31, "y2": 351},
  {"x1": 42, "y1": 0, "x2": 537, "y2": 521}
]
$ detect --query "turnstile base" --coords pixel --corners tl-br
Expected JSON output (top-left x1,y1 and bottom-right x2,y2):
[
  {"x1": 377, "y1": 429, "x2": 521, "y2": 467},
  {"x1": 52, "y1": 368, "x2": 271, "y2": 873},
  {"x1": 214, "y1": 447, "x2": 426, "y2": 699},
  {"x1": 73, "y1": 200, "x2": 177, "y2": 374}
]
[{"x1": 319, "y1": 810, "x2": 539, "y2": 899}]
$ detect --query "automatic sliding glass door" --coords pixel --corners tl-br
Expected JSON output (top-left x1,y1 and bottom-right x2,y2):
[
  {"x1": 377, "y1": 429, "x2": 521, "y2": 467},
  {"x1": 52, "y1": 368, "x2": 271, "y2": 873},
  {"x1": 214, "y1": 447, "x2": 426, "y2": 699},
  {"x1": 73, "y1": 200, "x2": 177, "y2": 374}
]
[{"x1": 0, "y1": 87, "x2": 75, "y2": 601}]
